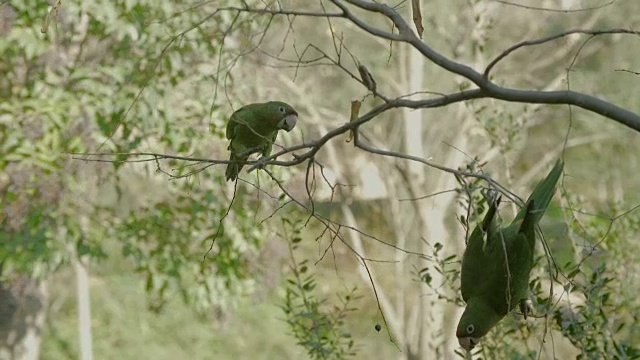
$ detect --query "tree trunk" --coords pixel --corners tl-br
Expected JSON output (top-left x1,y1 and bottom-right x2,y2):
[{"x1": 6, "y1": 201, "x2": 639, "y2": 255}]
[
  {"x1": 75, "y1": 255, "x2": 94, "y2": 360},
  {"x1": 0, "y1": 274, "x2": 47, "y2": 360}
]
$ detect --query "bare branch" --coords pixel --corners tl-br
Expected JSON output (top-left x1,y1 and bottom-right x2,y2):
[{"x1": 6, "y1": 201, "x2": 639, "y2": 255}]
[
  {"x1": 493, "y1": 0, "x2": 616, "y2": 13},
  {"x1": 485, "y1": 28, "x2": 640, "y2": 77}
]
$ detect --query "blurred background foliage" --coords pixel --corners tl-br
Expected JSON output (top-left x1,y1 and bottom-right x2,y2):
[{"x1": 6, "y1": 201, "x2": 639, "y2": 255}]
[{"x1": 1, "y1": 0, "x2": 640, "y2": 359}]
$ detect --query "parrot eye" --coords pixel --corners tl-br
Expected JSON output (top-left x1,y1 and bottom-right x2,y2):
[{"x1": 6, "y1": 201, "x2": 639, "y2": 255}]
[
  {"x1": 466, "y1": 324, "x2": 475, "y2": 334},
  {"x1": 278, "y1": 106, "x2": 286, "y2": 113}
]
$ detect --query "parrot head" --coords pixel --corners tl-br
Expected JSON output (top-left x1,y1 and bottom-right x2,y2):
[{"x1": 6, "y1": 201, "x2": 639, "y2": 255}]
[
  {"x1": 456, "y1": 315, "x2": 482, "y2": 351},
  {"x1": 267, "y1": 101, "x2": 298, "y2": 132},
  {"x1": 456, "y1": 299, "x2": 502, "y2": 351}
]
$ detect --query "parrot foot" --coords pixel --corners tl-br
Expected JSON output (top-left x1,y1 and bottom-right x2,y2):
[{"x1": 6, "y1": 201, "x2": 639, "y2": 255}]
[
  {"x1": 519, "y1": 299, "x2": 534, "y2": 320},
  {"x1": 254, "y1": 156, "x2": 269, "y2": 170}
]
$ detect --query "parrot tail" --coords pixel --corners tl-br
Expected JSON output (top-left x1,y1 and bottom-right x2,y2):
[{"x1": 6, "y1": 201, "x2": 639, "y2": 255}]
[
  {"x1": 515, "y1": 159, "x2": 564, "y2": 225},
  {"x1": 482, "y1": 196, "x2": 501, "y2": 232},
  {"x1": 518, "y1": 199, "x2": 536, "y2": 236},
  {"x1": 225, "y1": 156, "x2": 245, "y2": 182}
]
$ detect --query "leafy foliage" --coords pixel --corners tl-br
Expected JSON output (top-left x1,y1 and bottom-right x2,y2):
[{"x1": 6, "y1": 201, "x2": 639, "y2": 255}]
[
  {"x1": 116, "y1": 186, "x2": 265, "y2": 314},
  {"x1": 280, "y1": 219, "x2": 359, "y2": 360},
  {"x1": 0, "y1": 0, "x2": 275, "y2": 299},
  {"x1": 416, "y1": 241, "x2": 460, "y2": 306}
]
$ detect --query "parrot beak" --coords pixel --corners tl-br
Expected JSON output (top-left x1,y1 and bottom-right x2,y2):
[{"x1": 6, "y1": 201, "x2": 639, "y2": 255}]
[
  {"x1": 458, "y1": 336, "x2": 479, "y2": 351},
  {"x1": 280, "y1": 113, "x2": 298, "y2": 132}
]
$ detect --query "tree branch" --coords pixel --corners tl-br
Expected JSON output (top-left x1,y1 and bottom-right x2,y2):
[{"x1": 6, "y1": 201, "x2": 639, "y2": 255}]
[{"x1": 330, "y1": 0, "x2": 640, "y2": 132}]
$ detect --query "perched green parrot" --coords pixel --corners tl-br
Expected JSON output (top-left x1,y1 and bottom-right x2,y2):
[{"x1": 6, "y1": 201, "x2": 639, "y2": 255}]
[
  {"x1": 456, "y1": 159, "x2": 564, "y2": 351},
  {"x1": 225, "y1": 101, "x2": 298, "y2": 181}
]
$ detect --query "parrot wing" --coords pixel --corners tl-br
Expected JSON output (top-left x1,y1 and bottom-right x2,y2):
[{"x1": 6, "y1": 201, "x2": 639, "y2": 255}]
[
  {"x1": 225, "y1": 105, "x2": 255, "y2": 181},
  {"x1": 460, "y1": 196, "x2": 501, "y2": 302},
  {"x1": 493, "y1": 159, "x2": 564, "y2": 304},
  {"x1": 488, "y1": 200, "x2": 537, "y2": 313},
  {"x1": 226, "y1": 105, "x2": 248, "y2": 141}
]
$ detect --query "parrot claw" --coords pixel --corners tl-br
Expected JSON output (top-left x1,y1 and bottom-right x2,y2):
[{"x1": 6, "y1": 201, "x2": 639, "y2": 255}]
[{"x1": 519, "y1": 299, "x2": 534, "y2": 320}]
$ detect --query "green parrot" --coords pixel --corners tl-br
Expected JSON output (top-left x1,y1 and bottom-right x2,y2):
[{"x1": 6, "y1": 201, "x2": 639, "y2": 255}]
[
  {"x1": 225, "y1": 101, "x2": 298, "y2": 181},
  {"x1": 456, "y1": 159, "x2": 564, "y2": 351}
]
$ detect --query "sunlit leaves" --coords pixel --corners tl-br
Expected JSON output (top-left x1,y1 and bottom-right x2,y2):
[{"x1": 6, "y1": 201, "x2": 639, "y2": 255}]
[{"x1": 0, "y1": 0, "x2": 269, "y2": 300}]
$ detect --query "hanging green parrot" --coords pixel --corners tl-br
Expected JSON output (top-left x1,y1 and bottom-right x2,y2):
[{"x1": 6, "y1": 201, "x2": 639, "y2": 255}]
[
  {"x1": 456, "y1": 159, "x2": 564, "y2": 351},
  {"x1": 225, "y1": 101, "x2": 298, "y2": 181}
]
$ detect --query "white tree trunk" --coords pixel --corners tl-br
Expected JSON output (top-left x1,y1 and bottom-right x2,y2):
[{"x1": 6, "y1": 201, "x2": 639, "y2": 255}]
[
  {"x1": 75, "y1": 256, "x2": 93, "y2": 360},
  {"x1": 76, "y1": 216, "x2": 94, "y2": 360}
]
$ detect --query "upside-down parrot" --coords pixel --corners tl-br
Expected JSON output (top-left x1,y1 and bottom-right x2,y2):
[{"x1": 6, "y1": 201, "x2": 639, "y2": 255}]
[
  {"x1": 225, "y1": 101, "x2": 298, "y2": 181},
  {"x1": 456, "y1": 159, "x2": 564, "y2": 351}
]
